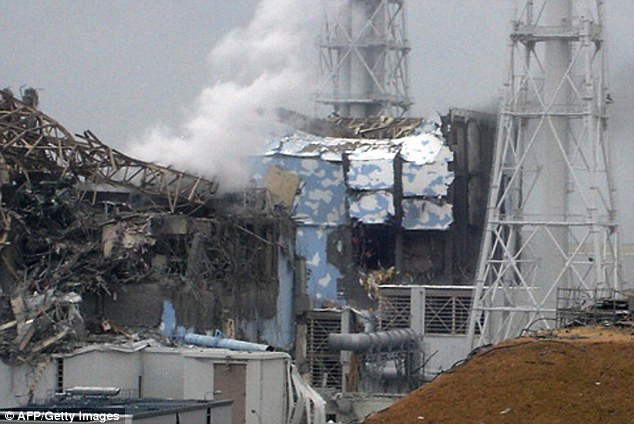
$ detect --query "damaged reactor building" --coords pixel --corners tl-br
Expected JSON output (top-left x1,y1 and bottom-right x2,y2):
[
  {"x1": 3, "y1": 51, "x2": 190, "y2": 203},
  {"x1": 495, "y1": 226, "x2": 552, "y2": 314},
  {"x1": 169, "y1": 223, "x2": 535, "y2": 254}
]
[
  {"x1": 0, "y1": 88, "x2": 495, "y2": 422},
  {"x1": 0, "y1": 1, "x2": 504, "y2": 423}
]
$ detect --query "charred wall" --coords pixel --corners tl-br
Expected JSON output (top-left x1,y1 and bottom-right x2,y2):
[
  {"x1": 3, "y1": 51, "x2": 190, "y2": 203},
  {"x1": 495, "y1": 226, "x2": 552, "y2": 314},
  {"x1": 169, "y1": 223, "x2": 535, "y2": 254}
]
[{"x1": 443, "y1": 109, "x2": 496, "y2": 282}]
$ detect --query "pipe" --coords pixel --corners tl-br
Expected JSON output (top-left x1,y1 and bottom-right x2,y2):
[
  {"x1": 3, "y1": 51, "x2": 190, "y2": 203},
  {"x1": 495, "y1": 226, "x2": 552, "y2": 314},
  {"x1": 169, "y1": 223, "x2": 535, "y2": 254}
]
[
  {"x1": 184, "y1": 333, "x2": 274, "y2": 352},
  {"x1": 64, "y1": 387, "x2": 121, "y2": 397},
  {"x1": 328, "y1": 328, "x2": 417, "y2": 353}
]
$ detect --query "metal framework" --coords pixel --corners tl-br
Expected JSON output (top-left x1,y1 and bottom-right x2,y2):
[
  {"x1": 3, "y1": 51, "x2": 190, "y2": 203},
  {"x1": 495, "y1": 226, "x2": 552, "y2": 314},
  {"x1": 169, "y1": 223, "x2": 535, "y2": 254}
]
[
  {"x1": 316, "y1": 0, "x2": 412, "y2": 117},
  {"x1": 0, "y1": 93, "x2": 218, "y2": 212},
  {"x1": 468, "y1": 0, "x2": 621, "y2": 346}
]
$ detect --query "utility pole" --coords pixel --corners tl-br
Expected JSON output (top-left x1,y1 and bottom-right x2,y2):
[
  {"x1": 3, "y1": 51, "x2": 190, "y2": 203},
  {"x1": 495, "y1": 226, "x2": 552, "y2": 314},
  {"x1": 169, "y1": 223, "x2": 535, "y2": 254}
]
[
  {"x1": 468, "y1": 0, "x2": 621, "y2": 346},
  {"x1": 316, "y1": 0, "x2": 412, "y2": 117}
]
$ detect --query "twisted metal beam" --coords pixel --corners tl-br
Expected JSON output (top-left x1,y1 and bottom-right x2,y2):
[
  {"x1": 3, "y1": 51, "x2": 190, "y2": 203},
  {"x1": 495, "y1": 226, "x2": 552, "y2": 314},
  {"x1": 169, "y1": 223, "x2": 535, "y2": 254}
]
[{"x1": 0, "y1": 93, "x2": 218, "y2": 212}]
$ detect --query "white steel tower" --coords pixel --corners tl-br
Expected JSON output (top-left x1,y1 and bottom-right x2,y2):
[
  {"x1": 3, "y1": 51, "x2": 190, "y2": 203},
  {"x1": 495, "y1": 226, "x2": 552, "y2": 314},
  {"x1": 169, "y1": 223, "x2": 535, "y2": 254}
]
[
  {"x1": 468, "y1": 0, "x2": 621, "y2": 346},
  {"x1": 316, "y1": 0, "x2": 412, "y2": 117}
]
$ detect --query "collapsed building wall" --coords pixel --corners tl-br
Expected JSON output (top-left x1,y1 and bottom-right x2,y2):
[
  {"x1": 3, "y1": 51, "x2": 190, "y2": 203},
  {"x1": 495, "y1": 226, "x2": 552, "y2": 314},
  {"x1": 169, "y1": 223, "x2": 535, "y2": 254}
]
[
  {"x1": 82, "y1": 212, "x2": 297, "y2": 348},
  {"x1": 0, "y1": 90, "x2": 496, "y2": 412},
  {"x1": 0, "y1": 91, "x2": 299, "y2": 368}
]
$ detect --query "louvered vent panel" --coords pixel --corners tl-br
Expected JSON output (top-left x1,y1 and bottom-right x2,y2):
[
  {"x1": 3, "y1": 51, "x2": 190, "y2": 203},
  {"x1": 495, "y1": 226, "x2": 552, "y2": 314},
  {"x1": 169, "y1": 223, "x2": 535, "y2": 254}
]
[
  {"x1": 378, "y1": 287, "x2": 411, "y2": 330},
  {"x1": 306, "y1": 310, "x2": 342, "y2": 390}
]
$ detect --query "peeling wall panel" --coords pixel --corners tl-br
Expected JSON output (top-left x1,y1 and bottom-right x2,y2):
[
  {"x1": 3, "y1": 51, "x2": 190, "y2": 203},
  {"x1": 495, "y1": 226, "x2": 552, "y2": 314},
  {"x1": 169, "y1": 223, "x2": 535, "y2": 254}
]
[
  {"x1": 259, "y1": 238, "x2": 295, "y2": 349},
  {"x1": 348, "y1": 159, "x2": 394, "y2": 190},
  {"x1": 296, "y1": 226, "x2": 340, "y2": 305},
  {"x1": 349, "y1": 191, "x2": 395, "y2": 224},
  {"x1": 263, "y1": 165, "x2": 300, "y2": 209},
  {"x1": 402, "y1": 199, "x2": 453, "y2": 230},
  {"x1": 402, "y1": 160, "x2": 455, "y2": 197},
  {"x1": 258, "y1": 157, "x2": 346, "y2": 226}
]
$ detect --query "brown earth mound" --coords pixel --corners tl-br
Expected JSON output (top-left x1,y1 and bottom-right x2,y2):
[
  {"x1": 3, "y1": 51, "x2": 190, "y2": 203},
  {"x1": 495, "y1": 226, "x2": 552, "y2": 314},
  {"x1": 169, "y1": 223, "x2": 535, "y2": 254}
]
[{"x1": 364, "y1": 326, "x2": 634, "y2": 424}]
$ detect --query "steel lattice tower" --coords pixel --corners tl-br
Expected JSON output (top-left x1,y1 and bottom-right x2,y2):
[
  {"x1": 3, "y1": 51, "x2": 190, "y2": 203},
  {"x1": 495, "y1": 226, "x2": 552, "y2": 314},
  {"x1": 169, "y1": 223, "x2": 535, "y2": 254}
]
[
  {"x1": 316, "y1": 0, "x2": 412, "y2": 117},
  {"x1": 468, "y1": 0, "x2": 621, "y2": 346}
]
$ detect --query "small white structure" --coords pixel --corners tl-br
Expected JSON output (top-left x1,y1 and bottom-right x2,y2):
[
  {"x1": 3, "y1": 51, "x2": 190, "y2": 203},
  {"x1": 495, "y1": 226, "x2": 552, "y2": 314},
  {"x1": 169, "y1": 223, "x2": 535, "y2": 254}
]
[
  {"x1": 0, "y1": 341, "x2": 325, "y2": 424},
  {"x1": 379, "y1": 285, "x2": 476, "y2": 379}
]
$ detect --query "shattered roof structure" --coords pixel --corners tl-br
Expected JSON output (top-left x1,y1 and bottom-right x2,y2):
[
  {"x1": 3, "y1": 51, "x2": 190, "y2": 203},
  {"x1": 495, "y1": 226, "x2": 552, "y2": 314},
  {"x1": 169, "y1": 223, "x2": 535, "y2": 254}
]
[
  {"x1": 0, "y1": 92, "x2": 292, "y2": 362},
  {"x1": 275, "y1": 107, "x2": 425, "y2": 140},
  {"x1": 0, "y1": 90, "x2": 218, "y2": 212}
]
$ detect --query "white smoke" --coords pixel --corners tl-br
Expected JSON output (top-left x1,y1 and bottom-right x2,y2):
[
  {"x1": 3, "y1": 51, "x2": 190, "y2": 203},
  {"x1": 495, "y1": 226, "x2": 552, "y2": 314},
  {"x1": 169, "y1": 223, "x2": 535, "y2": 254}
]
[{"x1": 127, "y1": 0, "x2": 319, "y2": 190}]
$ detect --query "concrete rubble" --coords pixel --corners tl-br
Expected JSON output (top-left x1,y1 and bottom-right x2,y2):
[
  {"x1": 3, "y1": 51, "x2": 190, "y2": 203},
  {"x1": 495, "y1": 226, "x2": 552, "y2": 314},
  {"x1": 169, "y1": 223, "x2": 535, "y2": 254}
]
[
  {"x1": 0, "y1": 89, "x2": 500, "y2": 423},
  {"x1": 0, "y1": 90, "x2": 294, "y2": 365}
]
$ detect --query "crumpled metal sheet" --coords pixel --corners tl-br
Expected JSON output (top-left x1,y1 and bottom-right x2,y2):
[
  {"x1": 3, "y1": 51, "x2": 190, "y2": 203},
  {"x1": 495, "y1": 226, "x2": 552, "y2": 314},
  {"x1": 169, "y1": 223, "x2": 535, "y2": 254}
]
[
  {"x1": 266, "y1": 121, "x2": 445, "y2": 165},
  {"x1": 349, "y1": 191, "x2": 395, "y2": 224},
  {"x1": 259, "y1": 120, "x2": 454, "y2": 229},
  {"x1": 401, "y1": 199, "x2": 453, "y2": 230}
]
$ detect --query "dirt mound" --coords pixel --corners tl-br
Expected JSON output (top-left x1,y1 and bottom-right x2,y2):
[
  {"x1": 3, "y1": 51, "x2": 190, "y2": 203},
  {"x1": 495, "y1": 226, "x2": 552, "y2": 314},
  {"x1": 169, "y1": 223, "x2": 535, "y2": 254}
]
[{"x1": 365, "y1": 326, "x2": 634, "y2": 424}]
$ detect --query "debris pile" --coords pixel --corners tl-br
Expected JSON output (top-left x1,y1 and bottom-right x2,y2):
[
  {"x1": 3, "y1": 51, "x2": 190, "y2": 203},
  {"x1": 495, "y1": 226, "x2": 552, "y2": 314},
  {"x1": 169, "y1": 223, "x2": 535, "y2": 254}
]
[
  {"x1": 0, "y1": 90, "x2": 287, "y2": 361},
  {"x1": 0, "y1": 177, "x2": 151, "y2": 359},
  {"x1": 364, "y1": 326, "x2": 634, "y2": 424}
]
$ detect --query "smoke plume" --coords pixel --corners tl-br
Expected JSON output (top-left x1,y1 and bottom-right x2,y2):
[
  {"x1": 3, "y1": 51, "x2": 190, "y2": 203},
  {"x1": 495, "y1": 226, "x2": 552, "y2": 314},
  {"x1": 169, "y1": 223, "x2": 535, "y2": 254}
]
[{"x1": 127, "y1": 0, "x2": 319, "y2": 190}]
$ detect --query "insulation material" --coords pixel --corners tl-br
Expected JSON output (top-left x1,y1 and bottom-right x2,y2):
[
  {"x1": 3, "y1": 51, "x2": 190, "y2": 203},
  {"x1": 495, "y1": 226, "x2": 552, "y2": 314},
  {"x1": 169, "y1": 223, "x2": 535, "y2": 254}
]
[
  {"x1": 401, "y1": 199, "x2": 453, "y2": 230},
  {"x1": 263, "y1": 165, "x2": 300, "y2": 210},
  {"x1": 348, "y1": 159, "x2": 394, "y2": 190},
  {"x1": 349, "y1": 191, "x2": 395, "y2": 224}
]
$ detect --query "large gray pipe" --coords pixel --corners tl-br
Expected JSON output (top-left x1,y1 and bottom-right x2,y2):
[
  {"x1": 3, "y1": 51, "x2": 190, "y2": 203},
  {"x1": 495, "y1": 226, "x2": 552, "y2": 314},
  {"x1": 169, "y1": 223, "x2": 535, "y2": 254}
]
[
  {"x1": 328, "y1": 328, "x2": 417, "y2": 353},
  {"x1": 184, "y1": 333, "x2": 274, "y2": 352}
]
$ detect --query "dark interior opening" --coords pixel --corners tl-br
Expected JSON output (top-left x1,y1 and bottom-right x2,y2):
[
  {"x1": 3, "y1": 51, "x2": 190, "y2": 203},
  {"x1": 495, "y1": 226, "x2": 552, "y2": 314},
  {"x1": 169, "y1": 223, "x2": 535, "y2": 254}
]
[{"x1": 351, "y1": 222, "x2": 395, "y2": 270}]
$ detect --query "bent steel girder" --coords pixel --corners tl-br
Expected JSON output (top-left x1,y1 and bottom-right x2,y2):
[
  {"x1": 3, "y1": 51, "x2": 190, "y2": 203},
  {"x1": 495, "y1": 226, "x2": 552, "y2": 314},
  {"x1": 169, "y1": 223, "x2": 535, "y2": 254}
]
[{"x1": 0, "y1": 93, "x2": 218, "y2": 212}]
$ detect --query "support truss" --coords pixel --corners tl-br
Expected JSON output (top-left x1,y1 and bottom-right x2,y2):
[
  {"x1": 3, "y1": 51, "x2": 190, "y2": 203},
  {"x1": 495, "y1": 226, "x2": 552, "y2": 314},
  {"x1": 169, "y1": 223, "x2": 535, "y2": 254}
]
[
  {"x1": 468, "y1": 0, "x2": 621, "y2": 346},
  {"x1": 0, "y1": 93, "x2": 218, "y2": 212},
  {"x1": 316, "y1": 0, "x2": 412, "y2": 117}
]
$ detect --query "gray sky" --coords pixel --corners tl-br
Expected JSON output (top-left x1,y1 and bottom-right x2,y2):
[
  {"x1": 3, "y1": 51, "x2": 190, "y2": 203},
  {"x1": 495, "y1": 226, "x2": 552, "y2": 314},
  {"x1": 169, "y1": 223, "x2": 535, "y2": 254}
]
[{"x1": 1, "y1": 0, "x2": 633, "y2": 234}]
